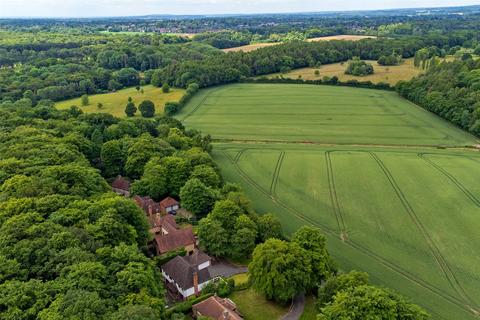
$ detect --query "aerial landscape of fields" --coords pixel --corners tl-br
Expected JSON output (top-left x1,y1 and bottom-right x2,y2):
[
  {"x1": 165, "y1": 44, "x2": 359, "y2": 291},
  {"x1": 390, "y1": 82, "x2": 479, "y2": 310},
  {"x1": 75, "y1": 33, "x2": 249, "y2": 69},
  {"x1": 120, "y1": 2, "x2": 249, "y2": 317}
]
[
  {"x1": 178, "y1": 83, "x2": 480, "y2": 319},
  {"x1": 1, "y1": 2, "x2": 480, "y2": 320}
]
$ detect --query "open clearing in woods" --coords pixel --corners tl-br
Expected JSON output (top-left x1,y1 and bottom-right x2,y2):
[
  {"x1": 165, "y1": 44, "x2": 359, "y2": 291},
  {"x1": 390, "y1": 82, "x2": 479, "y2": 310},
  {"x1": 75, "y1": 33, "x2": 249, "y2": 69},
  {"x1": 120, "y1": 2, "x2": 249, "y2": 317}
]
[
  {"x1": 177, "y1": 83, "x2": 480, "y2": 320},
  {"x1": 265, "y1": 58, "x2": 422, "y2": 85},
  {"x1": 55, "y1": 85, "x2": 185, "y2": 118},
  {"x1": 222, "y1": 34, "x2": 377, "y2": 52}
]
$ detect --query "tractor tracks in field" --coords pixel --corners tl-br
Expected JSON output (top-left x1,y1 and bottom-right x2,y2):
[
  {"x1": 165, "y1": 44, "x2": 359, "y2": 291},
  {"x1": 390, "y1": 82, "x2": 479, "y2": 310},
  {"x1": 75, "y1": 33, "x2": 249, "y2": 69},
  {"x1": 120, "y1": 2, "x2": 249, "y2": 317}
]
[
  {"x1": 418, "y1": 153, "x2": 480, "y2": 207},
  {"x1": 181, "y1": 88, "x2": 218, "y2": 121},
  {"x1": 325, "y1": 151, "x2": 348, "y2": 241},
  {"x1": 270, "y1": 152, "x2": 285, "y2": 196},
  {"x1": 222, "y1": 148, "x2": 480, "y2": 317},
  {"x1": 370, "y1": 152, "x2": 479, "y2": 313}
]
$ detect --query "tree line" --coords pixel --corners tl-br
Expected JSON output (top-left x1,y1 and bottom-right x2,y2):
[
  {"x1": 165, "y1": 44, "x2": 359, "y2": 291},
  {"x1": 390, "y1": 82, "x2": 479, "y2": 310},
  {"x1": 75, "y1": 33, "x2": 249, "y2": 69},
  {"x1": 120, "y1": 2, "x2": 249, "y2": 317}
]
[{"x1": 397, "y1": 57, "x2": 480, "y2": 137}]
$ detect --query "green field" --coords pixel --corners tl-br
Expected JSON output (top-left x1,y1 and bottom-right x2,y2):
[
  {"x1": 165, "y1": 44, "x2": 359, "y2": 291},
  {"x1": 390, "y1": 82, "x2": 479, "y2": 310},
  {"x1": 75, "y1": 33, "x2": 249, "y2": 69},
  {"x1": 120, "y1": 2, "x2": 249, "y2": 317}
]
[
  {"x1": 177, "y1": 84, "x2": 480, "y2": 320},
  {"x1": 56, "y1": 85, "x2": 185, "y2": 117},
  {"x1": 177, "y1": 84, "x2": 475, "y2": 147}
]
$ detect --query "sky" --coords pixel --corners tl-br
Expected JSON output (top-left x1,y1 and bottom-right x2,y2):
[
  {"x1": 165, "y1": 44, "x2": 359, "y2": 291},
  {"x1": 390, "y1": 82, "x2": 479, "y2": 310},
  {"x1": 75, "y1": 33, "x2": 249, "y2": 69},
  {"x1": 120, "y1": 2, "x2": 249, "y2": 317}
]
[{"x1": 0, "y1": 0, "x2": 479, "y2": 18}]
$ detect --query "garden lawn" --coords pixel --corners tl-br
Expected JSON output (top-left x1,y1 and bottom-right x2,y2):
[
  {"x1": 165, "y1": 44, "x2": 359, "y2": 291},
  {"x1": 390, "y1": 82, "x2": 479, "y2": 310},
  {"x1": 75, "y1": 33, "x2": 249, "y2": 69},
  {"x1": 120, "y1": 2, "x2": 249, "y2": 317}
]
[{"x1": 230, "y1": 288, "x2": 289, "y2": 320}]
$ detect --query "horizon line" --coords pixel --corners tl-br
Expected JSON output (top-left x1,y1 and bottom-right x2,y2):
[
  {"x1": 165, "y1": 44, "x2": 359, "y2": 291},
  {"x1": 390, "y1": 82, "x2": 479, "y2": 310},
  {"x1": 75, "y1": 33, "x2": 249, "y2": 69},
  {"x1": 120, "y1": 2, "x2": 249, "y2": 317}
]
[{"x1": 0, "y1": 3, "x2": 478, "y2": 20}]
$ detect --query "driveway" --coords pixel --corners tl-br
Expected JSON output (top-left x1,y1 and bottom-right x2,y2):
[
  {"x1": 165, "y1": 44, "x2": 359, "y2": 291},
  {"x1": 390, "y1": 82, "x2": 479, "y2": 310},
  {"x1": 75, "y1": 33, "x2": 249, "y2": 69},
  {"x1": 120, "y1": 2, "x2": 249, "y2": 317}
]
[
  {"x1": 209, "y1": 259, "x2": 248, "y2": 278},
  {"x1": 280, "y1": 293, "x2": 305, "y2": 320}
]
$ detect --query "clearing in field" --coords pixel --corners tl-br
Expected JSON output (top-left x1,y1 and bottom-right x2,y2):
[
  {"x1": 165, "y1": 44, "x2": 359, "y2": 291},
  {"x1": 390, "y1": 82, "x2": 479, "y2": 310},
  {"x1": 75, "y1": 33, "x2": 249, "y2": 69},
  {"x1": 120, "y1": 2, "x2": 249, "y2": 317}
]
[
  {"x1": 55, "y1": 85, "x2": 185, "y2": 118},
  {"x1": 178, "y1": 83, "x2": 480, "y2": 320},
  {"x1": 222, "y1": 34, "x2": 377, "y2": 53},
  {"x1": 264, "y1": 58, "x2": 422, "y2": 85}
]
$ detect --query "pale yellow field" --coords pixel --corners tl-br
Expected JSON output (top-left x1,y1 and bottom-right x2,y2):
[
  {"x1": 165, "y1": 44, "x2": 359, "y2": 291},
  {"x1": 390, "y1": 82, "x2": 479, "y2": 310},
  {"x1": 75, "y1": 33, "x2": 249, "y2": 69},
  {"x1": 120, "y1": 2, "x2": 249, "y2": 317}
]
[
  {"x1": 223, "y1": 35, "x2": 377, "y2": 53},
  {"x1": 265, "y1": 58, "x2": 422, "y2": 85},
  {"x1": 55, "y1": 85, "x2": 185, "y2": 118},
  {"x1": 222, "y1": 42, "x2": 278, "y2": 53},
  {"x1": 307, "y1": 35, "x2": 377, "y2": 42}
]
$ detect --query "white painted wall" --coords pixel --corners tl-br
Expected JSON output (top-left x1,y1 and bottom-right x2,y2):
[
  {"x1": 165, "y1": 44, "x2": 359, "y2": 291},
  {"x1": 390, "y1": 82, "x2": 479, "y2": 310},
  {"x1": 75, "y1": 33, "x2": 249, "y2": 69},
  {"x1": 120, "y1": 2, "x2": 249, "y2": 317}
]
[{"x1": 198, "y1": 261, "x2": 211, "y2": 270}]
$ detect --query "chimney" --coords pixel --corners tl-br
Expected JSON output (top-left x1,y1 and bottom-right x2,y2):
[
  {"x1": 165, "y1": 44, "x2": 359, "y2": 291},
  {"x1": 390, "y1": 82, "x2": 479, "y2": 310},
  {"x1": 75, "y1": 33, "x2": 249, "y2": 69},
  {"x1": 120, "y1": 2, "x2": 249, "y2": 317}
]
[
  {"x1": 148, "y1": 205, "x2": 153, "y2": 216},
  {"x1": 193, "y1": 271, "x2": 199, "y2": 296},
  {"x1": 223, "y1": 310, "x2": 229, "y2": 320}
]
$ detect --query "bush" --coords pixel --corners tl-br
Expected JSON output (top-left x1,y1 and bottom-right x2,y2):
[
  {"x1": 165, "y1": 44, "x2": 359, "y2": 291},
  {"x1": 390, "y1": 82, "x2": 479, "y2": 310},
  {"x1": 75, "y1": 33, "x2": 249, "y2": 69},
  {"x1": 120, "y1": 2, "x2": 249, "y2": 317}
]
[
  {"x1": 165, "y1": 293, "x2": 213, "y2": 317},
  {"x1": 162, "y1": 82, "x2": 171, "y2": 93},
  {"x1": 377, "y1": 53, "x2": 403, "y2": 66},
  {"x1": 345, "y1": 57, "x2": 374, "y2": 76},
  {"x1": 163, "y1": 82, "x2": 200, "y2": 116},
  {"x1": 139, "y1": 100, "x2": 155, "y2": 118},
  {"x1": 164, "y1": 102, "x2": 180, "y2": 116}
]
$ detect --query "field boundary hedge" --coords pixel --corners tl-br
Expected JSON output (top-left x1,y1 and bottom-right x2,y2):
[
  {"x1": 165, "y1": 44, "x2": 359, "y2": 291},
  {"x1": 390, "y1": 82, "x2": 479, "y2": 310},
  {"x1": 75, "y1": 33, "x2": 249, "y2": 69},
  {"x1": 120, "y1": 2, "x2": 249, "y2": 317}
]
[{"x1": 242, "y1": 76, "x2": 395, "y2": 91}]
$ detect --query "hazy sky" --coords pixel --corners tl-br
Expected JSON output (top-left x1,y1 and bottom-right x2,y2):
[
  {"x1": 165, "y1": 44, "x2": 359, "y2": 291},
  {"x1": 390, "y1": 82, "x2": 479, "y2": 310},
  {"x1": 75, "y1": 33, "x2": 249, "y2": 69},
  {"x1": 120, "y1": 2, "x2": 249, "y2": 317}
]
[{"x1": 0, "y1": 0, "x2": 479, "y2": 17}]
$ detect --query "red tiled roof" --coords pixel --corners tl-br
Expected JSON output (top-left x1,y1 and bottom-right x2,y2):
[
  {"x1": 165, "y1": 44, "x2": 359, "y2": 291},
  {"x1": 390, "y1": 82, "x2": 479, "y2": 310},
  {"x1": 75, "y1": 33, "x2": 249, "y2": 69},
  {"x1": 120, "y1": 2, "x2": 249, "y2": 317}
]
[
  {"x1": 155, "y1": 227, "x2": 195, "y2": 254},
  {"x1": 134, "y1": 196, "x2": 161, "y2": 215},
  {"x1": 193, "y1": 296, "x2": 243, "y2": 320},
  {"x1": 160, "y1": 196, "x2": 179, "y2": 209},
  {"x1": 111, "y1": 176, "x2": 130, "y2": 191},
  {"x1": 148, "y1": 214, "x2": 178, "y2": 233}
]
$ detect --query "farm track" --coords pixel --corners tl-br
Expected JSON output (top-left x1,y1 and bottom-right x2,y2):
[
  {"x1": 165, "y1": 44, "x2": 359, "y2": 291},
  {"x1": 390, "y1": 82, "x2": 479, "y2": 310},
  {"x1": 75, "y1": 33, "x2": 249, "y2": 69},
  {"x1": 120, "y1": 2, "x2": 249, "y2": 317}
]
[
  {"x1": 369, "y1": 152, "x2": 480, "y2": 313},
  {"x1": 222, "y1": 147, "x2": 480, "y2": 317}
]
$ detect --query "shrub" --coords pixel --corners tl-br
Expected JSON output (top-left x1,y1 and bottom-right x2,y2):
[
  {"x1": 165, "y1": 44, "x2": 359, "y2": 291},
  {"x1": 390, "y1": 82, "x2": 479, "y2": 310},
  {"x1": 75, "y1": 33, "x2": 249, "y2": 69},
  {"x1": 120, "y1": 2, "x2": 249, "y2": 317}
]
[{"x1": 345, "y1": 57, "x2": 374, "y2": 76}]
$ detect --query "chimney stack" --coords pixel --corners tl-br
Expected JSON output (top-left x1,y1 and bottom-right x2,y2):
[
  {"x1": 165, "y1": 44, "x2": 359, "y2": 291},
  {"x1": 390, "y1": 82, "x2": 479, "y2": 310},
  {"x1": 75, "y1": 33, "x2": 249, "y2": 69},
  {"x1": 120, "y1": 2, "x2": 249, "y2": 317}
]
[
  {"x1": 193, "y1": 271, "x2": 199, "y2": 296},
  {"x1": 223, "y1": 310, "x2": 229, "y2": 320},
  {"x1": 148, "y1": 204, "x2": 153, "y2": 216}
]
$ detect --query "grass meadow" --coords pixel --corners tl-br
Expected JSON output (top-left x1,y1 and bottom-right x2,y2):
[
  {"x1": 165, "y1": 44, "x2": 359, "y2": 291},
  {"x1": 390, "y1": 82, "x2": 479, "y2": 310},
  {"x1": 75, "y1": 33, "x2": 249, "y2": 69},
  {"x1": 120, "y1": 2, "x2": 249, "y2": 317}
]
[
  {"x1": 55, "y1": 85, "x2": 185, "y2": 117},
  {"x1": 265, "y1": 58, "x2": 422, "y2": 85},
  {"x1": 177, "y1": 83, "x2": 480, "y2": 320}
]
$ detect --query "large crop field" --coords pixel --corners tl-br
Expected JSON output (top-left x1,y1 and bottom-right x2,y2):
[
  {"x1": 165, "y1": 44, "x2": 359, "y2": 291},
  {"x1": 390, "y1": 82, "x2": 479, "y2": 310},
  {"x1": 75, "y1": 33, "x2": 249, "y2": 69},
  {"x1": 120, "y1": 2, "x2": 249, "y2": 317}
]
[
  {"x1": 177, "y1": 84, "x2": 475, "y2": 147},
  {"x1": 177, "y1": 84, "x2": 480, "y2": 320},
  {"x1": 56, "y1": 85, "x2": 184, "y2": 117}
]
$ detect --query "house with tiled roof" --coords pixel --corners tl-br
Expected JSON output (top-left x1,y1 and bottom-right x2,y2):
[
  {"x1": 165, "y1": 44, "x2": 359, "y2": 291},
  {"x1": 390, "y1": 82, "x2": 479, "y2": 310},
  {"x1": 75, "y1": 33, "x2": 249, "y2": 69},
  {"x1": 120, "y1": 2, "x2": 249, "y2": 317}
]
[
  {"x1": 154, "y1": 227, "x2": 195, "y2": 255},
  {"x1": 111, "y1": 176, "x2": 130, "y2": 197},
  {"x1": 193, "y1": 296, "x2": 243, "y2": 320},
  {"x1": 148, "y1": 214, "x2": 195, "y2": 255},
  {"x1": 134, "y1": 195, "x2": 161, "y2": 216},
  {"x1": 161, "y1": 250, "x2": 213, "y2": 299},
  {"x1": 160, "y1": 196, "x2": 180, "y2": 214}
]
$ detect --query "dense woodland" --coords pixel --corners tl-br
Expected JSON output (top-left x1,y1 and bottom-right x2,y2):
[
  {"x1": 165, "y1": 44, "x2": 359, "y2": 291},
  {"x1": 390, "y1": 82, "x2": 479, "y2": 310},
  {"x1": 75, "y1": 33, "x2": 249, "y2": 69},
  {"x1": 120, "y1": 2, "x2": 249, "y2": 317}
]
[
  {"x1": 0, "y1": 7, "x2": 480, "y2": 319},
  {"x1": 397, "y1": 58, "x2": 480, "y2": 136}
]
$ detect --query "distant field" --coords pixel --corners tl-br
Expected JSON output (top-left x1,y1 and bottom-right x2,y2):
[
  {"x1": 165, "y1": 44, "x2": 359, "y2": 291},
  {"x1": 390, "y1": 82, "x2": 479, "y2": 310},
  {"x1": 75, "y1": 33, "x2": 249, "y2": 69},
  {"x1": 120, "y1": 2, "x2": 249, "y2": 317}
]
[
  {"x1": 307, "y1": 35, "x2": 377, "y2": 42},
  {"x1": 177, "y1": 83, "x2": 480, "y2": 320},
  {"x1": 177, "y1": 84, "x2": 476, "y2": 147},
  {"x1": 222, "y1": 34, "x2": 377, "y2": 53},
  {"x1": 265, "y1": 58, "x2": 422, "y2": 85},
  {"x1": 222, "y1": 42, "x2": 278, "y2": 53},
  {"x1": 56, "y1": 85, "x2": 185, "y2": 118}
]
